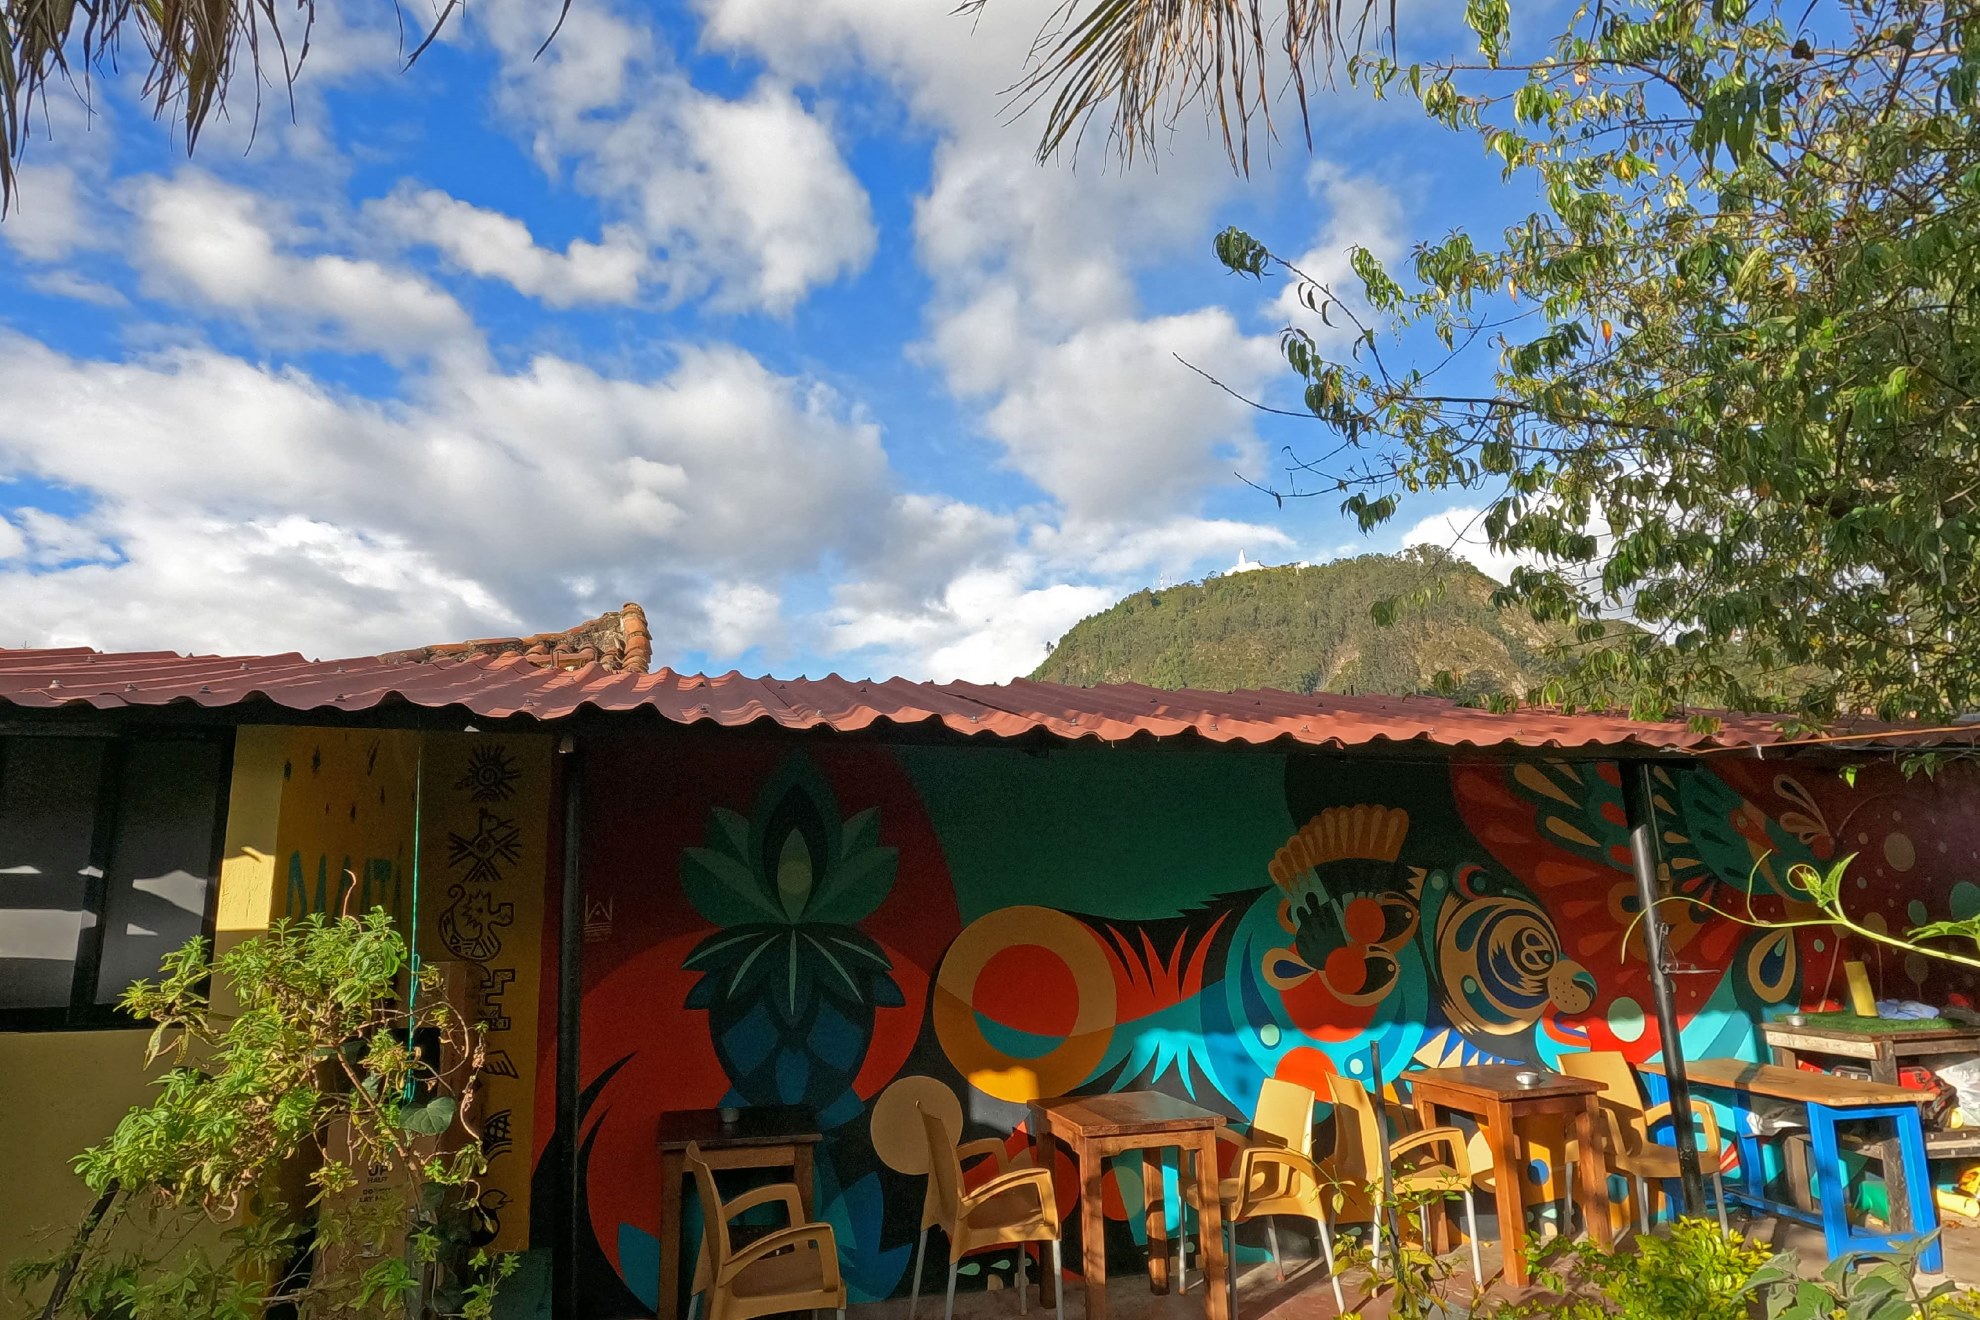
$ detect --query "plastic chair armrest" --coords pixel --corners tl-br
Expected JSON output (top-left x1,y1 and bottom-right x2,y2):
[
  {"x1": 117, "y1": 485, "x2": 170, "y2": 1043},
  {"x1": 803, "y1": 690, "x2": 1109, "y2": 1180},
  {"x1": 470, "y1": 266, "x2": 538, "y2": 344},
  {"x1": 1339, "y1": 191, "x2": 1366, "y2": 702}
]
[
  {"x1": 962, "y1": 1165, "x2": 1059, "y2": 1227},
  {"x1": 722, "y1": 1223, "x2": 840, "y2": 1282},
  {"x1": 1643, "y1": 1100, "x2": 1724, "y2": 1156},
  {"x1": 721, "y1": 1183, "x2": 804, "y2": 1226},
  {"x1": 1391, "y1": 1125, "x2": 1472, "y2": 1179}
]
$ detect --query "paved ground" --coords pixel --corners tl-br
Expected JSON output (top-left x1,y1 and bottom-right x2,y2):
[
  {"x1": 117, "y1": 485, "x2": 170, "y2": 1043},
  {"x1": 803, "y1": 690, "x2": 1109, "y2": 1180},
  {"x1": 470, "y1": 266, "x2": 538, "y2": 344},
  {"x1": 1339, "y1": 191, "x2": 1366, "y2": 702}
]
[{"x1": 850, "y1": 1212, "x2": 1980, "y2": 1320}]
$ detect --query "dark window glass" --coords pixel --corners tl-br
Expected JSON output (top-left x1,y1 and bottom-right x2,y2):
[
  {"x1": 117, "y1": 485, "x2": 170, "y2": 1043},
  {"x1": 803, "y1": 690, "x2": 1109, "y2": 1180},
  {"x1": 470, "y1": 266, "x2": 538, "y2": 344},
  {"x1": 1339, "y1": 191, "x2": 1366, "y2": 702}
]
[
  {"x1": 95, "y1": 740, "x2": 227, "y2": 1004},
  {"x1": 0, "y1": 732, "x2": 228, "y2": 1027},
  {"x1": 0, "y1": 738, "x2": 108, "y2": 1010}
]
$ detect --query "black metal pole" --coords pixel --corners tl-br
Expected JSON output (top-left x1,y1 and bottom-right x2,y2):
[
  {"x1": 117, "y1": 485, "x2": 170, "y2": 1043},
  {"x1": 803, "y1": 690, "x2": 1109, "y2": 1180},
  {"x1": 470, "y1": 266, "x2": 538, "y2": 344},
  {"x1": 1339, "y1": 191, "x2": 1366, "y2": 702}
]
[
  {"x1": 1620, "y1": 759, "x2": 1705, "y2": 1215},
  {"x1": 553, "y1": 736, "x2": 585, "y2": 1319}
]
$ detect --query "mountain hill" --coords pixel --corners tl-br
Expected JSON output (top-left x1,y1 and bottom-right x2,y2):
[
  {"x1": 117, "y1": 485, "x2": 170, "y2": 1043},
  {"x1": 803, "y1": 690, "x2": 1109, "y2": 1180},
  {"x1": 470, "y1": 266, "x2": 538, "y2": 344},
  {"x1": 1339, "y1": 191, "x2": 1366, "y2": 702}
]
[{"x1": 1031, "y1": 549, "x2": 1575, "y2": 699}]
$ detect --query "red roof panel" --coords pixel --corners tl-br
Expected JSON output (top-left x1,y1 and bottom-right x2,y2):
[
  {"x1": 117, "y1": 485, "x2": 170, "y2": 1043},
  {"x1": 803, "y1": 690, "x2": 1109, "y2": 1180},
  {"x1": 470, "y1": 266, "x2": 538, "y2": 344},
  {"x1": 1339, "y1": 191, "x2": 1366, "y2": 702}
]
[{"x1": 0, "y1": 646, "x2": 1949, "y2": 754}]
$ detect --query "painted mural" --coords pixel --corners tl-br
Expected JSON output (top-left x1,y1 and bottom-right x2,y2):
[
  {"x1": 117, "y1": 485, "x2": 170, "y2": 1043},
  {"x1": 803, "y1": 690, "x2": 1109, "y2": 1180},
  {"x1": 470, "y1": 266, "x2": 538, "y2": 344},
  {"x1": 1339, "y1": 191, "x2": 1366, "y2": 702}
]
[
  {"x1": 264, "y1": 727, "x2": 553, "y2": 1253},
  {"x1": 538, "y1": 737, "x2": 1980, "y2": 1315}
]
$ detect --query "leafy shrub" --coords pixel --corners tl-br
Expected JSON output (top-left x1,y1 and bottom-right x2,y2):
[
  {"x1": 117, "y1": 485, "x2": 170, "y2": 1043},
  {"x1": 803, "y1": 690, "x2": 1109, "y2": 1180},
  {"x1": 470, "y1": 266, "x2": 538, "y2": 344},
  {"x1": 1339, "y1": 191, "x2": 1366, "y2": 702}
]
[{"x1": 8, "y1": 910, "x2": 512, "y2": 1319}]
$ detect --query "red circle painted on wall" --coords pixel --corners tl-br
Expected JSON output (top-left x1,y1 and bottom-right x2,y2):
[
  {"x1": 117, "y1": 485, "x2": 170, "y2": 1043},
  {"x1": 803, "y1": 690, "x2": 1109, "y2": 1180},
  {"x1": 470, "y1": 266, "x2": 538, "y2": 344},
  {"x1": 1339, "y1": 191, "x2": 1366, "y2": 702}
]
[{"x1": 975, "y1": 944, "x2": 1081, "y2": 1040}]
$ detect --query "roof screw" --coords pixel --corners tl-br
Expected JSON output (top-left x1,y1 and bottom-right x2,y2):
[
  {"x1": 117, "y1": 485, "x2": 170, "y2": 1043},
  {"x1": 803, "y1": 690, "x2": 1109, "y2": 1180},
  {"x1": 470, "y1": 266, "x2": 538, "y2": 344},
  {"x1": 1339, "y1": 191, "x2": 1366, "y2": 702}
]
[
  {"x1": 47, "y1": 678, "x2": 61, "y2": 688},
  {"x1": 198, "y1": 685, "x2": 211, "y2": 694}
]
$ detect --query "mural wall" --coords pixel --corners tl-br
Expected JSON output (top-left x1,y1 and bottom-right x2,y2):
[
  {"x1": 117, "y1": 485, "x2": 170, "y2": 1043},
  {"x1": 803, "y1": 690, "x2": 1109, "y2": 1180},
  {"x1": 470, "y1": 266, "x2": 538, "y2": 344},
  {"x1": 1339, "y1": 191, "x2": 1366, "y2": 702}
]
[
  {"x1": 263, "y1": 727, "x2": 553, "y2": 1253},
  {"x1": 540, "y1": 737, "x2": 1980, "y2": 1315}
]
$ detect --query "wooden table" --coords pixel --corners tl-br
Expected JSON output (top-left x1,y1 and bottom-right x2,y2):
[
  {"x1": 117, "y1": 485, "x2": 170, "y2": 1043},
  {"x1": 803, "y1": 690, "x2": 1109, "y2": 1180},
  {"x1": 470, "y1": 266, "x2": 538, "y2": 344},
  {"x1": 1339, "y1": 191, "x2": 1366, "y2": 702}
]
[
  {"x1": 656, "y1": 1105, "x2": 820, "y2": 1320},
  {"x1": 1642, "y1": 1059, "x2": 1941, "y2": 1271},
  {"x1": 1761, "y1": 1015, "x2": 1980, "y2": 1084},
  {"x1": 1029, "y1": 1091, "x2": 1229, "y2": 1320},
  {"x1": 1406, "y1": 1065, "x2": 1611, "y2": 1288}
]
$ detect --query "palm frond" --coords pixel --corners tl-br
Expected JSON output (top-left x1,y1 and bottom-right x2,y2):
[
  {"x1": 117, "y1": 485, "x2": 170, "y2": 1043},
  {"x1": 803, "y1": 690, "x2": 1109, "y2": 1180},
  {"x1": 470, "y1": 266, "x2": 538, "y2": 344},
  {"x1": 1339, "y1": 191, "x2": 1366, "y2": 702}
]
[
  {"x1": 0, "y1": 0, "x2": 572, "y2": 216},
  {"x1": 983, "y1": 0, "x2": 1389, "y2": 173}
]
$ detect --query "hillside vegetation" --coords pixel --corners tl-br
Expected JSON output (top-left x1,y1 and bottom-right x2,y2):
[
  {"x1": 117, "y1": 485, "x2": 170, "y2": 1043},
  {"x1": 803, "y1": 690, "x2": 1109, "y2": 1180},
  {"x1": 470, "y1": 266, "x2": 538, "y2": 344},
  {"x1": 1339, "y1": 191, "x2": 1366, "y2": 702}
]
[{"x1": 1031, "y1": 549, "x2": 1577, "y2": 699}]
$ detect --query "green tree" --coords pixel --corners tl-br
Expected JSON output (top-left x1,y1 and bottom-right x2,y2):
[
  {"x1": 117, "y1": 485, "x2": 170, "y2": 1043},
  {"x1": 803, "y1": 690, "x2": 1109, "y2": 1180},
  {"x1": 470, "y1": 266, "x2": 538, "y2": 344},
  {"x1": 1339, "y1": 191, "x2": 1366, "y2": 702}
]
[
  {"x1": 1213, "y1": 0, "x2": 1980, "y2": 725},
  {"x1": 9, "y1": 910, "x2": 511, "y2": 1320}
]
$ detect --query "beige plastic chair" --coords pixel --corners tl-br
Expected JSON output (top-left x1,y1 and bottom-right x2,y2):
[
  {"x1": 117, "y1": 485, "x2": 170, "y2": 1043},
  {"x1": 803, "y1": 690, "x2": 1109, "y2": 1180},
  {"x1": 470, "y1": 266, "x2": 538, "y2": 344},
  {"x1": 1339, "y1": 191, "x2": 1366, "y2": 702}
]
[
  {"x1": 1324, "y1": 1073, "x2": 1484, "y2": 1281},
  {"x1": 1558, "y1": 1051, "x2": 1729, "y2": 1234},
  {"x1": 683, "y1": 1142, "x2": 845, "y2": 1320},
  {"x1": 911, "y1": 1106, "x2": 1063, "y2": 1320},
  {"x1": 1220, "y1": 1079, "x2": 1347, "y2": 1314}
]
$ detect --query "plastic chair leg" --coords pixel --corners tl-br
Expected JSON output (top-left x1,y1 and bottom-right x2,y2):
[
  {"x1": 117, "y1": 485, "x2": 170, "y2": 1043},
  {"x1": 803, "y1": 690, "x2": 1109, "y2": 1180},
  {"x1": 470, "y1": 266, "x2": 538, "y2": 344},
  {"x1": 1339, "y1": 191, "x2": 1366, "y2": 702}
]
[
  {"x1": 1225, "y1": 1221, "x2": 1239, "y2": 1320},
  {"x1": 1018, "y1": 1244, "x2": 1029, "y2": 1316},
  {"x1": 1267, "y1": 1219, "x2": 1284, "y2": 1282},
  {"x1": 909, "y1": 1227, "x2": 928, "y2": 1320},
  {"x1": 944, "y1": 1260, "x2": 960, "y2": 1320},
  {"x1": 1053, "y1": 1240, "x2": 1066, "y2": 1320},
  {"x1": 1460, "y1": 1191, "x2": 1482, "y2": 1283},
  {"x1": 1313, "y1": 1214, "x2": 1344, "y2": 1310}
]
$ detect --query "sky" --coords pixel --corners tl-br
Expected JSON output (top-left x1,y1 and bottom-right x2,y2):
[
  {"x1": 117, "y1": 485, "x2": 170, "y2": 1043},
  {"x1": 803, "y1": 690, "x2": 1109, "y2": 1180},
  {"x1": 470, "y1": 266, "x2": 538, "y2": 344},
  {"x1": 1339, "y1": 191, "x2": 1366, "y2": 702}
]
[{"x1": 0, "y1": 0, "x2": 1547, "y2": 681}]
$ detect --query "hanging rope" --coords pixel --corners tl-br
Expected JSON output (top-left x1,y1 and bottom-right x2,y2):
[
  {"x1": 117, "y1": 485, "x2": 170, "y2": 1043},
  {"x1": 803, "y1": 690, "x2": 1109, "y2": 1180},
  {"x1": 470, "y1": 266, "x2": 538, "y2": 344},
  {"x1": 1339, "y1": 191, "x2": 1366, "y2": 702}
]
[{"x1": 405, "y1": 737, "x2": 426, "y2": 1102}]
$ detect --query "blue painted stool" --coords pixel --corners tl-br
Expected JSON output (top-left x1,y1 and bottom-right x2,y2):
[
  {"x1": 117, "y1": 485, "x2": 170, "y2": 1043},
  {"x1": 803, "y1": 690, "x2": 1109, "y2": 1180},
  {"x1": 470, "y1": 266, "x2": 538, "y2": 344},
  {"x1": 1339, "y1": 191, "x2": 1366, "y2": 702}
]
[{"x1": 1644, "y1": 1059, "x2": 1941, "y2": 1271}]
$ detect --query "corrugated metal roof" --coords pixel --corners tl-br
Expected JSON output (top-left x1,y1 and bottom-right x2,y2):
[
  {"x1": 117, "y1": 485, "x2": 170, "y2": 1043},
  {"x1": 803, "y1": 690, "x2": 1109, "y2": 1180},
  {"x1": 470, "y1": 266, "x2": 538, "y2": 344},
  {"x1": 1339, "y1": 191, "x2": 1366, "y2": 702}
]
[{"x1": 0, "y1": 644, "x2": 1946, "y2": 754}]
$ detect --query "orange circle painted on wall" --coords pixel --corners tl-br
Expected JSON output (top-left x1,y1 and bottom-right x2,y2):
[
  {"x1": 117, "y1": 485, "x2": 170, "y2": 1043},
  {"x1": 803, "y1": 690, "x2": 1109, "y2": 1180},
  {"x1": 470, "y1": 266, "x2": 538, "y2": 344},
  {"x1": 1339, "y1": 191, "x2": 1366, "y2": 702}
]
[
  {"x1": 933, "y1": 905, "x2": 1116, "y2": 1104},
  {"x1": 1342, "y1": 897, "x2": 1386, "y2": 944},
  {"x1": 1272, "y1": 1045, "x2": 1338, "y2": 1094},
  {"x1": 1324, "y1": 946, "x2": 1371, "y2": 995}
]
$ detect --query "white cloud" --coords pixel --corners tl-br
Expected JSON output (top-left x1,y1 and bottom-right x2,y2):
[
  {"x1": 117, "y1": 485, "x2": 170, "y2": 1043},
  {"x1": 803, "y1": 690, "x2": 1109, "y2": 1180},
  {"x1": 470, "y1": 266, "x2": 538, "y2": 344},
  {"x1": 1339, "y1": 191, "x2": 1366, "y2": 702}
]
[
  {"x1": 827, "y1": 559, "x2": 1118, "y2": 683},
  {"x1": 3, "y1": 164, "x2": 89, "y2": 262},
  {"x1": 1400, "y1": 505, "x2": 1533, "y2": 586},
  {"x1": 977, "y1": 309, "x2": 1281, "y2": 521},
  {"x1": 0, "y1": 331, "x2": 943, "y2": 661},
  {"x1": 1271, "y1": 159, "x2": 1408, "y2": 342},
  {"x1": 0, "y1": 517, "x2": 23, "y2": 562},
  {"x1": 136, "y1": 172, "x2": 480, "y2": 363},
  {"x1": 369, "y1": 187, "x2": 646, "y2": 307},
  {"x1": 468, "y1": 0, "x2": 876, "y2": 315},
  {"x1": 25, "y1": 269, "x2": 127, "y2": 307},
  {"x1": 701, "y1": 581, "x2": 786, "y2": 659}
]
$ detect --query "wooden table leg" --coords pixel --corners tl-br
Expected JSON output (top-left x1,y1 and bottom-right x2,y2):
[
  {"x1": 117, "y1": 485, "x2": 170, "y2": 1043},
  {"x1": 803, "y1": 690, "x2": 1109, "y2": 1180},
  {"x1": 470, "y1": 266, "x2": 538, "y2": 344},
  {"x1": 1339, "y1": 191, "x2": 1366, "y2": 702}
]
[
  {"x1": 1145, "y1": 1148, "x2": 1172, "y2": 1294},
  {"x1": 1412, "y1": 1093, "x2": 1453, "y2": 1256},
  {"x1": 1573, "y1": 1099, "x2": 1612, "y2": 1250},
  {"x1": 1871, "y1": 1042, "x2": 1898, "y2": 1086},
  {"x1": 657, "y1": 1149, "x2": 686, "y2": 1320},
  {"x1": 1865, "y1": 1047, "x2": 1913, "y2": 1232},
  {"x1": 792, "y1": 1142, "x2": 815, "y2": 1219},
  {"x1": 1081, "y1": 1137, "x2": 1110, "y2": 1320},
  {"x1": 1485, "y1": 1101, "x2": 1528, "y2": 1288},
  {"x1": 1030, "y1": 1109, "x2": 1060, "y2": 1309},
  {"x1": 1191, "y1": 1132, "x2": 1229, "y2": 1320}
]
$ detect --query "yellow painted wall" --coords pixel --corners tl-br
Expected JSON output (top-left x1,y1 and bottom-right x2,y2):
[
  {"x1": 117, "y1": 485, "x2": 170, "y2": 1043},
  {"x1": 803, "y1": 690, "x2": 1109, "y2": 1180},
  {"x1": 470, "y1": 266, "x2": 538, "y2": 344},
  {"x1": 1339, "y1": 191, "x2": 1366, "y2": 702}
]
[
  {"x1": 0, "y1": 724, "x2": 554, "y2": 1281},
  {"x1": 412, "y1": 735, "x2": 552, "y2": 1252},
  {"x1": 264, "y1": 727, "x2": 552, "y2": 1252},
  {"x1": 0, "y1": 1030, "x2": 155, "y2": 1275}
]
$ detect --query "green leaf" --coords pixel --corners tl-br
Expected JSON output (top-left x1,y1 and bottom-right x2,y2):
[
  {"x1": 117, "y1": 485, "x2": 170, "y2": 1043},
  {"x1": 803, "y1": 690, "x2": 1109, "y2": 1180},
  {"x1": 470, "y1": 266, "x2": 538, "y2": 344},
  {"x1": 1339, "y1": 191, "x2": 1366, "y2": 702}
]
[{"x1": 399, "y1": 1095, "x2": 457, "y2": 1137}]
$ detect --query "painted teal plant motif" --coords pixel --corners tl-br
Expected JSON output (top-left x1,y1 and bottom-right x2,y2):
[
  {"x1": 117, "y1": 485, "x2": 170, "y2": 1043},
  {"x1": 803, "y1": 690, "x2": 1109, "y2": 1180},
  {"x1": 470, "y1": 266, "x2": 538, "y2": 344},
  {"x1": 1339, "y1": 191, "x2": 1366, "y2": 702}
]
[{"x1": 682, "y1": 755, "x2": 901, "y2": 1127}]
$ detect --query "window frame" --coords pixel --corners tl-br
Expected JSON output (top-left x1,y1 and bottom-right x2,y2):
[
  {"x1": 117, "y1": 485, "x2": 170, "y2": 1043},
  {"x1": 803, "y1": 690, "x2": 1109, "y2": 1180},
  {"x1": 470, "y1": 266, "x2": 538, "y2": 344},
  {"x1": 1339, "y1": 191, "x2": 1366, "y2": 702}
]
[{"x1": 0, "y1": 727, "x2": 235, "y2": 1033}]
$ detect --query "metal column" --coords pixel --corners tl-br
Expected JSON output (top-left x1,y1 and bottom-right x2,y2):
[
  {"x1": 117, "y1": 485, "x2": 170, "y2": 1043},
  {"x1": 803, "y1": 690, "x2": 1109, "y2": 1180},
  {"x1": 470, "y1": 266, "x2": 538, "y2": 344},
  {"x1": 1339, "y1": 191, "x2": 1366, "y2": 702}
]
[
  {"x1": 552, "y1": 737, "x2": 586, "y2": 1318},
  {"x1": 1620, "y1": 759, "x2": 1705, "y2": 1215}
]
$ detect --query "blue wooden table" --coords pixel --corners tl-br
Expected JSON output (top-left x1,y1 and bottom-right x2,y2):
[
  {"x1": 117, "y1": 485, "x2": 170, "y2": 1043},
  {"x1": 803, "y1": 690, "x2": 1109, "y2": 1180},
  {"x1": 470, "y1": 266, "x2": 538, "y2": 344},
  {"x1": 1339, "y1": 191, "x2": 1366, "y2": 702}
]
[{"x1": 1643, "y1": 1059, "x2": 1940, "y2": 1271}]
